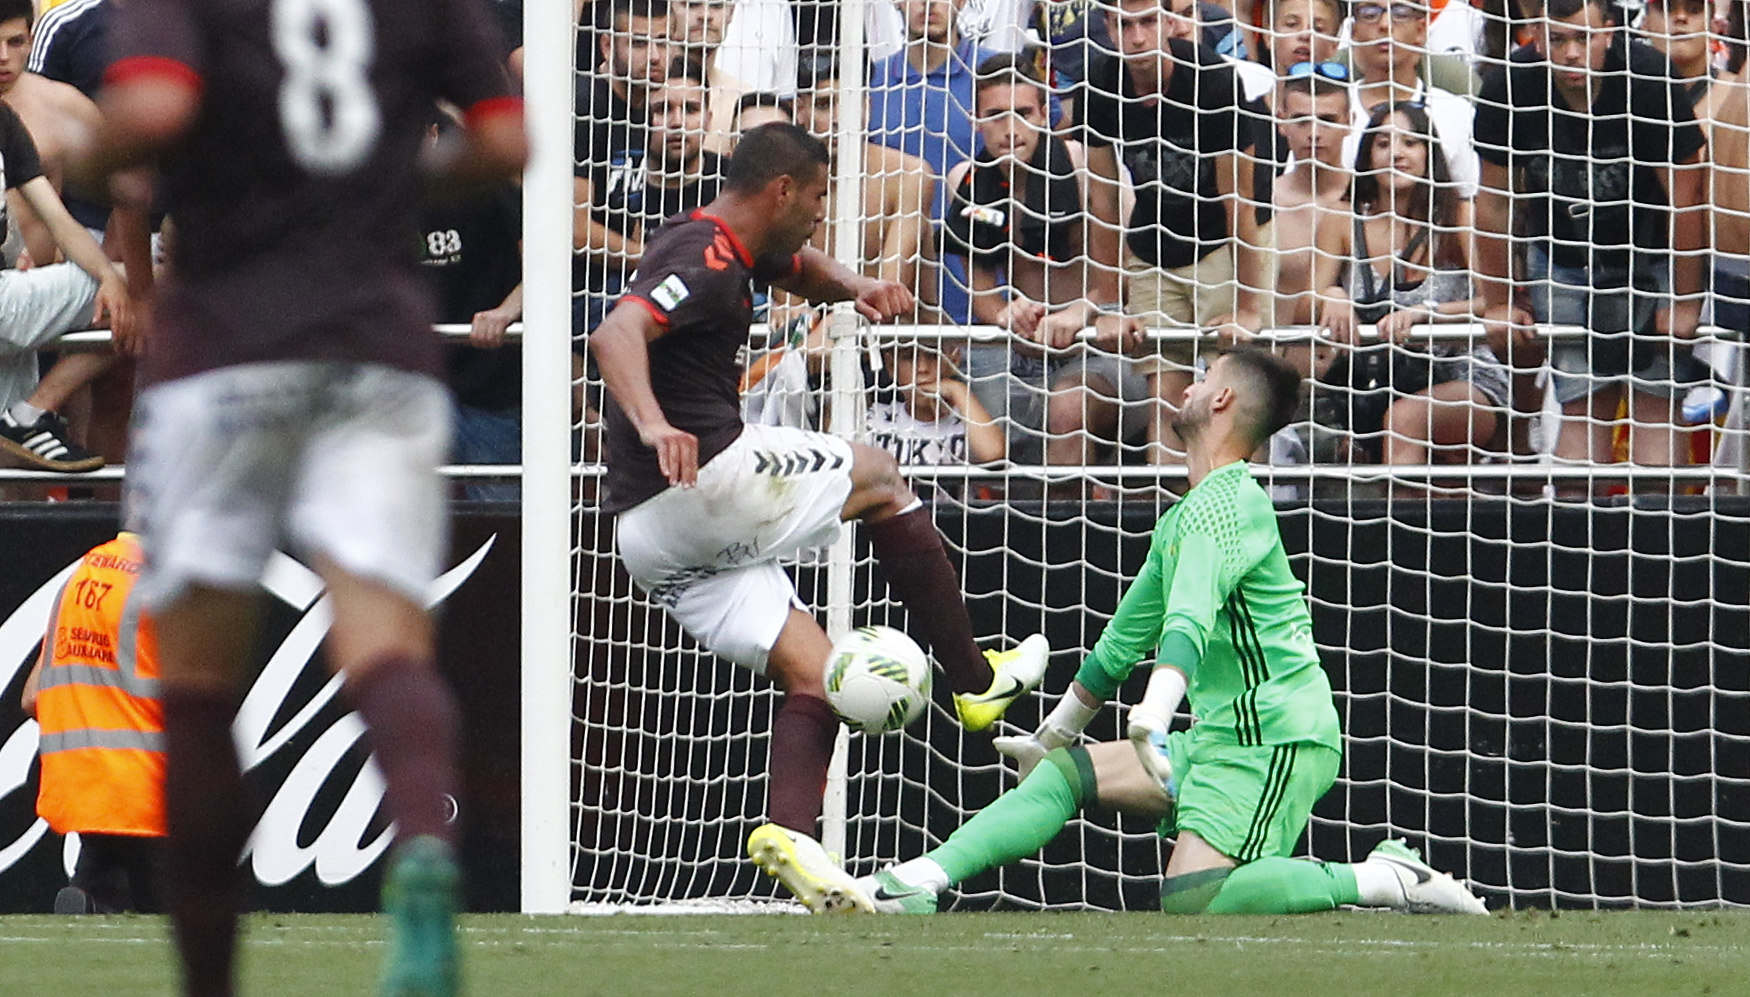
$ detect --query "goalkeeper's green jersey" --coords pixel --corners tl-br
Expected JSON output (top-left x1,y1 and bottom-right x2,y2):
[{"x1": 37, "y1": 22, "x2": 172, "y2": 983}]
[{"x1": 1076, "y1": 461, "x2": 1341, "y2": 751}]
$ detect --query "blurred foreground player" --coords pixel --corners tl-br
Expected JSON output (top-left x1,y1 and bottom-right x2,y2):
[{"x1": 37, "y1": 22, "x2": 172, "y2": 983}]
[
  {"x1": 822, "y1": 349, "x2": 1487, "y2": 916},
  {"x1": 22, "y1": 532, "x2": 164, "y2": 916},
  {"x1": 588, "y1": 123, "x2": 1048, "y2": 913},
  {"x1": 82, "y1": 0, "x2": 526, "y2": 994}
]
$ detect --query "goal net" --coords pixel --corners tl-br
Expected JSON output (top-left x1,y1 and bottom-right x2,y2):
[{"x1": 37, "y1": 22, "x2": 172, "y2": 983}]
[{"x1": 560, "y1": 0, "x2": 1750, "y2": 911}]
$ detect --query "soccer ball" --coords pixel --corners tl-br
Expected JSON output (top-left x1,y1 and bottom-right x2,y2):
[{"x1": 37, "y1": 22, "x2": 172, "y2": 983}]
[{"x1": 823, "y1": 626, "x2": 932, "y2": 734}]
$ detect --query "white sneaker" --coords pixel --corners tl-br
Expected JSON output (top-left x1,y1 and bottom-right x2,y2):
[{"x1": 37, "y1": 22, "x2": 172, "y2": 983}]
[
  {"x1": 1367, "y1": 839, "x2": 1488, "y2": 915},
  {"x1": 747, "y1": 823, "x2": 872, "y2": 914},
  {"x1": 857, "y1": 868, "x2": 938, "y2": 914}
]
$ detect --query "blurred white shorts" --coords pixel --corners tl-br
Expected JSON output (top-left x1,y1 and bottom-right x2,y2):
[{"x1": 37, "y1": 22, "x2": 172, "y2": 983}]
[{"x1": 126, "y1": 361, "x2": 451, "y2": 610}]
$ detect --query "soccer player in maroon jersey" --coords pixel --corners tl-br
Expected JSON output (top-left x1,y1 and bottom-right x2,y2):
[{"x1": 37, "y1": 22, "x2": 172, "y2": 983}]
[
  {"x1": 82, "y1": 0, "x2": 525, "y2": 994},
  {"x1": 589, "y1": 122, "x2": 1049, "y2": 913}
]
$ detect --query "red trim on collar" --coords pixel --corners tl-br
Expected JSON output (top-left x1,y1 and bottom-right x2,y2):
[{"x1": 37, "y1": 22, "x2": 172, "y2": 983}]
[{"x1": 691, "y1": 209, "x2": 755, "y2": 267}]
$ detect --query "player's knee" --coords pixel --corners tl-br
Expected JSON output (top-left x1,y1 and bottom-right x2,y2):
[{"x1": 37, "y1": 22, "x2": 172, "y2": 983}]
[
  {"x1": 846, "y1": 443, "x2": 913, "y2": 514},
  {"x1": 1159, "y1": 867, "x2": 1232, "y2": 914}
]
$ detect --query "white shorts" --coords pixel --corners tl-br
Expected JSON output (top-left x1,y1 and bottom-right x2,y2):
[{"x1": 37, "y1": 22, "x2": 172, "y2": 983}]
[
  {"x1": 614, "y1": 423, "x2": 856, "y2": 672},
  {"x1": 0, "y1": 263, "x2": 100, "y2": 409},
  {"x1": 126, "y1": 361, "x2": 451, "y2": 611}
]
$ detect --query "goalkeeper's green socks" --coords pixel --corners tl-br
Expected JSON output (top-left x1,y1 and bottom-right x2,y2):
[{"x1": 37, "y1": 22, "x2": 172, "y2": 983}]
[
  {"x1": 914, "y1": 747, "x2": 1090, "y2": 888},
  {"x1": 1160, "y1": 858, "x2": 1362, "y2": 914}
]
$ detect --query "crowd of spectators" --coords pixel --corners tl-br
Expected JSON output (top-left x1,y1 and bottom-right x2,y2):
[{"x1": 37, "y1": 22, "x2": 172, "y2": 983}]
[
  {"x1": 570, "y1": 0, "x2": 1748, "y2": 499},
  {"x1": 1, "y1": 0, "x2": 1745, "y2": 501}
]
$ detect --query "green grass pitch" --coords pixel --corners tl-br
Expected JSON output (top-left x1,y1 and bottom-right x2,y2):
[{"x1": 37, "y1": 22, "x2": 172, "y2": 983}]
[{"x1": 1, "y1": 910, "x2": 1744, "y2": 996}]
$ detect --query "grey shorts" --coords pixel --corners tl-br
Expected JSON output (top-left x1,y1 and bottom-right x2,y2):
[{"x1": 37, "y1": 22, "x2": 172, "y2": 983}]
[
  {"x1": 0, "y1": 263, "x2": 100, "y2": 409},
  {"x1": 964, "y1": 344, "x2": 1151, "y2": 463},
  {"x1": 1526, "y1": 247, "x2": 1706, "y2": 405}
]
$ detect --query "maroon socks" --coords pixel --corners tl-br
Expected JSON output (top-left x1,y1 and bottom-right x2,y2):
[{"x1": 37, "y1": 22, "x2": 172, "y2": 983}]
[
  {"x1": 346, "y1": 655, "x2": 461, "y2": 845},
  {"x1": 162, "y1": 686, "x2": 248, "y2": 997},
  {"x1": 866, "y1": 505, "x2": 989, "y2": 694},
  {"x1": 768, "y1": 693, "x2": 838, "y2": 834}
]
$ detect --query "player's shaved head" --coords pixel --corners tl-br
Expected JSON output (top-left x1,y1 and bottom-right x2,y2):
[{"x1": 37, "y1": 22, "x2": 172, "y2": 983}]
[
  {"x1": 725, "y1": 122, "x2": 830, "y2": 193},
  {"x1": 1218, "y1": 347, "x2": 1303, "y2": 445}
]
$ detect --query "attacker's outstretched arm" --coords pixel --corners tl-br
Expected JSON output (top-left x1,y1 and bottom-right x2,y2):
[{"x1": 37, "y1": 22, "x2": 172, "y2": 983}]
[{"x1": 771, "y1": 246, "x2": 915, "y2": 322}]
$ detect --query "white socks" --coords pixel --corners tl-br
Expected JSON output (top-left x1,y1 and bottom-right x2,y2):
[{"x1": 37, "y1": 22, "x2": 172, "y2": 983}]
[
  {"x1": 1351, "y1": 860, "x2": 1409, "y2": 907},
  {"x1": 7, "y1": 401, "x2": 44, "y2": 425},
  {"x1": 888, "y1": 857, "x2": 951, "y2": 893}
]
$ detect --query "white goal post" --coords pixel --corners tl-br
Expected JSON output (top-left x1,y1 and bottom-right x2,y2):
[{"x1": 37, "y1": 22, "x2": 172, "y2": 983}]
[{"x1": 531, "y1": 0, "x2": 1750, "y2": 914}]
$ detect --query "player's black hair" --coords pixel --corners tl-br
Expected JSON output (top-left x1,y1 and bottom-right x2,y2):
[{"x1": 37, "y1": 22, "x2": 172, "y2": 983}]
[
  {"x1": 725, "y1": 122, "x2": 830, "y2": 193},
  {"x1": 0, "y1": 0, "x2": 34, "y2": 31},
  {"x1": 1219, "y1": 347, "x2": 1303, "y2": 444},
  {"x1": 733, "y1": 91, "x2": 793, "y2": 122}
]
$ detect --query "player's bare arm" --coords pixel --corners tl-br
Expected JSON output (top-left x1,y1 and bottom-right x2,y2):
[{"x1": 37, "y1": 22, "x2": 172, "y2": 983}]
[
  {"x1": 1083, "y1": 144, "x2": 1125, "y2": 307},
  {"x1": 423, "y1": 100, "x2": 527, "y2": 189},
  {"x1": 771, "y1": 245, "x2": 916, "y2": 322},
  {"x1": 81, "y1": 73, "x2": 201, "y2": 183},
  {"x1": 590, "y1": 297, "x2": 699, "y2": 487}
]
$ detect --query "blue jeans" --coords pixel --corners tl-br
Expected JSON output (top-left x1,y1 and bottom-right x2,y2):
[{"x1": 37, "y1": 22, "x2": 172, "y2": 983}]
[
  {"x1": 1526, "y1": 246, "x2": 1701, "y2": 405},
  {"x1": 452, "y1": 403, "x2": 521, "y2": 501}
]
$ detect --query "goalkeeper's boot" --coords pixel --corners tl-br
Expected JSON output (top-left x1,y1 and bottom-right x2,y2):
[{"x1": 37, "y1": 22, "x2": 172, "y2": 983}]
[
  {"x1": 954, "y1": 634, "x2": 1051, "y2": 732},
  {"x1": 748, "y1": 823, "x2": 873, "y2": 914},
  {"x1": 380, "y1": 835, "x2": 461, "y2": 997},
  {"x1": 857, "y1": 868, "x2": 939, "y2": 914},
  {"x1": 1366, "y1": 838, "x2": 1489, "y2": 915}
]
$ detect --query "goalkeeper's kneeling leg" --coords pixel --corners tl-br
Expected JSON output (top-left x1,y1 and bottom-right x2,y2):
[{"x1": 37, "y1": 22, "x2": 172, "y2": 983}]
[{"x1": 1161, "y1": 858, "x2": 1360, "y2": 915}]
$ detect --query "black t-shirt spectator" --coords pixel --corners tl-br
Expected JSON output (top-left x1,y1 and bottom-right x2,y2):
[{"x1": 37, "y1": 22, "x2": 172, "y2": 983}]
[
  {"x1": 0, "y1": 102, "x2": 44, "y2": 195},
  {"x1": 601, "y1": 211, "x2": 800, "y2": 513},
  {"x1": 1475, "y1": 39, "x2": 1706, "y2": 273},
  {"x1": 575, "y1": 69, "x2": 649, "y2": 290},
  {"x1": 1077, "y1": 39, "x2": 1254, "y2": 269},
  {"x1": 421, "y1": 183, "x2": 522, "y2": 411},
  {"x1": 585, "y1": 151, "x2": 724, "y2": 292},
  {"x1": 597, "y1": 151, "x2": 723, "y2": 242}
]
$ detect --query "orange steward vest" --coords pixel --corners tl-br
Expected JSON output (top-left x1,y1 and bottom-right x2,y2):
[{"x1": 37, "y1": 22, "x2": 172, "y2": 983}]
[{"x1": 34, "y1": 535, "x2": 166, "y2": 836}]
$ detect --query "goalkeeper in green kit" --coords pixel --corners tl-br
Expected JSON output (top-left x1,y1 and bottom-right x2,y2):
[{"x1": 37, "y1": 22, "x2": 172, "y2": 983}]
[{"x1": 830, "y1": 348, "x2": 1488, "y2": 916}]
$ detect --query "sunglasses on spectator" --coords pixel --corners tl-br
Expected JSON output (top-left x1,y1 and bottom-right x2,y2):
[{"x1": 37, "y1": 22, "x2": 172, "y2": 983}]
[
  {"x1": 1286, "y1": 61, "x2": 1352, "y2": 82},
  {"x1": 1354, "y1": 3, "x2": 1421, "y2": 21}
]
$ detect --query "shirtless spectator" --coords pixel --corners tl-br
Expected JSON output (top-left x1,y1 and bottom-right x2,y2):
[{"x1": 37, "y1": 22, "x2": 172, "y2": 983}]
[
  {"x1": 790, "y1": 53, "x2": 933, "y2": 295},
  {"x1": 945, "y1": 55, "x2": 1149, "y2": 468},
  {"x1": 5, "y1": 0, "x2": 151, "y2": 470},
  {"x1": 1256, "y1": 64, "x2": 1352, "y2": 331},
  {"x1": 0, "y1": 0, "x2": 134, "y2": 476}
]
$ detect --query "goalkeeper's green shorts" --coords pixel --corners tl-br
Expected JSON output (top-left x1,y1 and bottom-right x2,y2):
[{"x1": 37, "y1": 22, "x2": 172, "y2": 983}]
[{"x1": 1157, "y1": 732, "x2": 1341, "y2": 864}]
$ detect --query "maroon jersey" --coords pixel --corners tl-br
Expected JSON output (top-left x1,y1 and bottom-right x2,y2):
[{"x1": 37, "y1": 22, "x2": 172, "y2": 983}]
[
  {"x1": 106, "y1": 0, "x2": 520, "y2": 386},
  {"x1": 601, "y1": 209, "x2": 800, "y2": 513}
]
